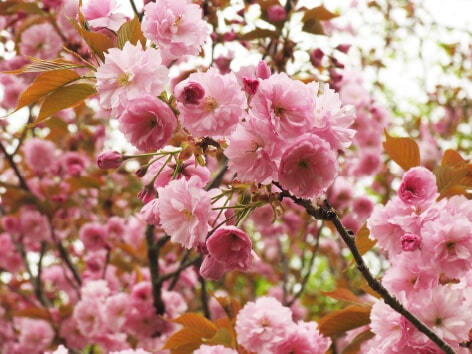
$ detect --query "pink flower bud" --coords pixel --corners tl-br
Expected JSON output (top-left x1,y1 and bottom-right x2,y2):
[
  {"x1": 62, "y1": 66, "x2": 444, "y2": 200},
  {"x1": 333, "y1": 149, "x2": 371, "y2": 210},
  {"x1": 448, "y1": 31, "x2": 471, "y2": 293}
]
[
  {"x1": 255, "y1": 60, "x2": 271, "y2": 79},
  {"x1": 267, "y1": 5, "x2": 287, "y2": 22},
  {"x1": 310, "y1": 48, "x2": 324, "y2": 68},
  {"x1": 97, "y1": 151, "x2": 123, "y2": 169},
  {"x1": 401, "y1": 233, "x2": 421, "y2": 252},
  {"x1": 242, "y1": 76, "x2": 260, "y2": 95},
  {"x1": 178, "y1": 82, "x2": 205, "y2": 105},
  {"x1": 336, "y1": 44, "x2": 351, "y2": 53}
]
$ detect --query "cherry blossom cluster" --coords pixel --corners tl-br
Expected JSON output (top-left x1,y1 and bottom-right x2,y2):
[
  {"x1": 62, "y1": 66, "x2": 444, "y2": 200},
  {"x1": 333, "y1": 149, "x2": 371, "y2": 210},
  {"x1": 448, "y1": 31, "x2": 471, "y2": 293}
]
[{"x1": 365, "y1": 166, "x2": 472, "y2": 352}]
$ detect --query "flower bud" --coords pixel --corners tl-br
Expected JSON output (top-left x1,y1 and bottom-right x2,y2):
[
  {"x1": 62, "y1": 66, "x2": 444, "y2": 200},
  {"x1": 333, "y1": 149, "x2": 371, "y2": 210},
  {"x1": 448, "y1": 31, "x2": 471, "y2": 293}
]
[
  {"x1": 97, "y1": 151, "x2": 123, "y2": 169},
  {"x1": 267, "y1": 5, "x2": 287, "y2": 22},
  {"x1": 255, "y1": 60, "x2": 271, "y2": 79}
]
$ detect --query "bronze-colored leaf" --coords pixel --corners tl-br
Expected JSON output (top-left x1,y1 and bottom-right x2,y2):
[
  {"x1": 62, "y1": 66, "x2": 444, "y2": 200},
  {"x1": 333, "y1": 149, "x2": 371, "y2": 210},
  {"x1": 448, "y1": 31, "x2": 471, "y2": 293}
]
[
  {"x1": 318, "y1": 305, "x2": 371, "y2": 337},
  {"x1": 117, "y1": 15, "x2": 146, "y2": 49},
  {"x1": 355, "y1": 222, "x2": 376, "y2": 256},
  {"x1": 32, "y1": 83, "x2": 97, "y2": 126},
  {"x1": 162, "y1": 328, "x2": 205, "y2": 351},
  {"x1": 434, "y1": 165, "x2": 467, "y2": 200},
  {"x1": 441, "y1": 149, "x2": 466, "y2": 167},
  {"x1": 171, "y1": 313, "x2": 217, "y2": 338},
  {"x1": 13, "y1": 307, "x2": 52, "y2": 321},
  {"x1": 301, "y1": 5, "x2": 339, "y2": 21},
  {"x1": 341, "y1": 329, "x2": 375, "y2": 354},
  {"x1": 4, "y1": 57, "x2": 89, "y2": 74},
  {"x1": 383, "y1": 130, "x2": 420, "y2": 171},
  {"x1": 14, "y1": 69, "x2": 80, "y2": 111},
  {"x1": 238, "y1": 29, "x2": 279, "y2": 41},
  {"x1": 321, "y1": 288, "x2": 369, "y2": 307},
  {"x1": 69, "y1": 18, "x2": 114, "y2": 62}
]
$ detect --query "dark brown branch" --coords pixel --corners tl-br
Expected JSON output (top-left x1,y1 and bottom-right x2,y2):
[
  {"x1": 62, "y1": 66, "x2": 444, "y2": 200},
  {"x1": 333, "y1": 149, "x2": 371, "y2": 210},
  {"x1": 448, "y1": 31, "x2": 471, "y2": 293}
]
[
  {"x1": 145, "y1": 225, "x2": 169, "y2": 315},
  {"x1": 0, "y1": 140, "x2": 30, "y2": 191},
  {"x1": 274, "y1": 183, "x2": 456, "y2": 354}
]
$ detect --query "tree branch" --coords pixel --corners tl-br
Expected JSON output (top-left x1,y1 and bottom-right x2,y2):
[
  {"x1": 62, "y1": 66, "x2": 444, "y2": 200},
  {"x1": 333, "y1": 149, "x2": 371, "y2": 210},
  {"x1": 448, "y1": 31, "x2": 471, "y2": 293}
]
[{"x1": 274, "y1": 183, "x2": 456, "y2": 354}]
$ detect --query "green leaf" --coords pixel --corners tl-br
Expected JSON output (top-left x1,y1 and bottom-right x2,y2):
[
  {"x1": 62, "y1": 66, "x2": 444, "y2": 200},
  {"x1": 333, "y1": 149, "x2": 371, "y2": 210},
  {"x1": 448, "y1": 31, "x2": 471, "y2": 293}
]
[
  {"x1": 15, "y1": 70, "x2": 81, "y2": 111},
  {"x1": 117, "y1": 16, "x2": 146, "y2": 49},
  {"x1": 32, "y1": 83, "x2": 96, "y2": 126},
  {"x1": 318, "y1": 305, "x2": 371, "y2": 337},
  {"x1": 383, "y1": 130, "x2": 420, "y2": 171}
]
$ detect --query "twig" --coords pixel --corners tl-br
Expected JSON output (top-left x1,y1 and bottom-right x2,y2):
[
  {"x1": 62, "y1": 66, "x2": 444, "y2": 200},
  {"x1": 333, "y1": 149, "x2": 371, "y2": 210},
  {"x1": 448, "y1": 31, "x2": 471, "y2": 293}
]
[
  {"x1": 0, "y1": 140, "x2": 30, "y2": 191},
  {"x1": 287, "y1": 222, "x2": 322, "y2": 307}
]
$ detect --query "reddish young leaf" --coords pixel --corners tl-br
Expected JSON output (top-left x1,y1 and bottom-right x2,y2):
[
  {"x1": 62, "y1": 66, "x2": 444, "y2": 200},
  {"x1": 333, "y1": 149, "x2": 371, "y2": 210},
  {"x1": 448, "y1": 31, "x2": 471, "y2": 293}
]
[{"x1": 383, "y1": 130, "x2": 421, "y2": 171}]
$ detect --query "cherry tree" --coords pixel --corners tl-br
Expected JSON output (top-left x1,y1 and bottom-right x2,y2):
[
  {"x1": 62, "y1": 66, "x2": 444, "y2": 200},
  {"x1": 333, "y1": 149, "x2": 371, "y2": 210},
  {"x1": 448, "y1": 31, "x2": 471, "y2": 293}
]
[{"x1": 0, "y1": 0, "x2": 471, "y2": 353}]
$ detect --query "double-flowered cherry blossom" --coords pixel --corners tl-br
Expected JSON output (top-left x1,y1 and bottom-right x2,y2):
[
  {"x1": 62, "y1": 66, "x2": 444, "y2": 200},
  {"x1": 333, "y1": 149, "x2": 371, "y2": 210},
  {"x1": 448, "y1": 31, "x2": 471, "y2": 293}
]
[
  {"x1": 95, "y1": 42, "x2": 169, "y2": 117},
  {"x1": 141, "y1": 0, "x2": 210, "y2": 62}
]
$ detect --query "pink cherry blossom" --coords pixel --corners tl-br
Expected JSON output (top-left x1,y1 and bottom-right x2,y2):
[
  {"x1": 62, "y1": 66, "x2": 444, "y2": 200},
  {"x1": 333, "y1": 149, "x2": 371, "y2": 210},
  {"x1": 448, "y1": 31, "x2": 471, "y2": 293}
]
[
  {"x1": 79, "y1": 222, "x2": 109, "y2": 252},
  {"x1": 407, "y1": 286, "x2": 472, "y2": 351},
  {"x1": 95, "y1": 42, "x2": 169, "y2": 116},
  {"x1": 278, "y1": 133, "x2": 338, "y2": 199},
  {"x1": 174, "y1": 68, "x2": 246, "y2": 137},
  {"x1": 235, "y1": 296, "x2": 296, "y2": 353},
  {"x1": 367, "y1": 197, "x2": 421, "y2": 256},
  {"x1": 118, "y1": 96, "x2": 177, "y2": 152},
  {"x1": 16, "y1": 318, "x2": 55, "y2": 354},
  {"x1": 310, "y1": 82, "x2": 356, "y2": 151},
  {"x1": 274, "y1": 321, "x2": 332, "y2": 354},
  {"x1": 369, "y1": 300, "x2": 411, "y2": 353},
  {"x1": 22, "y1": 138, "x2": 57, "y2": 175},
  {"x1": 251, "y1": 72, "x2": 315, "y2": 139},
  {"x1": 140, "y1": 198, "x2": 161, "y2": 226},
  {"x1": 206, "y1": 226, "x2": 253, "y2": 271},
  {"x1": 398, "y1": 166, "x2": 438, "y2": 208},
  {"x1": 81, "y1": 0, "x2": 127, "y2": 31},
  {"x1": 421, "y1": 212, "x2": 472, "y2": 278},
  {"x1": 225, "y1": 117, "x2": 284, "y2": 185},
  {"x1": 142, "y1": 0, "x2": 210, "y2": 62},
  {"x1": 199, "y1": 254, "x2": 227, "y2": 280},
  {"x1": 156, "y1": 176, "x2": 212, "y2": 248},
  {"x1": 19, "y1": 22, "x2": 63, "y2": 59}
]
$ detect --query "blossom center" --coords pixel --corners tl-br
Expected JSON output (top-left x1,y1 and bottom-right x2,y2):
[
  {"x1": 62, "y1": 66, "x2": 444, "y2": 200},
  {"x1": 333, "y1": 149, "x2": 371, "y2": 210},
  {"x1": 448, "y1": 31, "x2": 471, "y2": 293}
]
[
  {"x1": 118, "y1": 72, "x2": 131, "y2": 86},
  {"x1": 274, "y1": 105, "x2": 285, "y2": 117},
  {"x1": 204, "y1": 96, "x2": 218, "y2": 111},
  {"x1": 299, "y1": 159, "x2": 309, "y2": 169}
]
